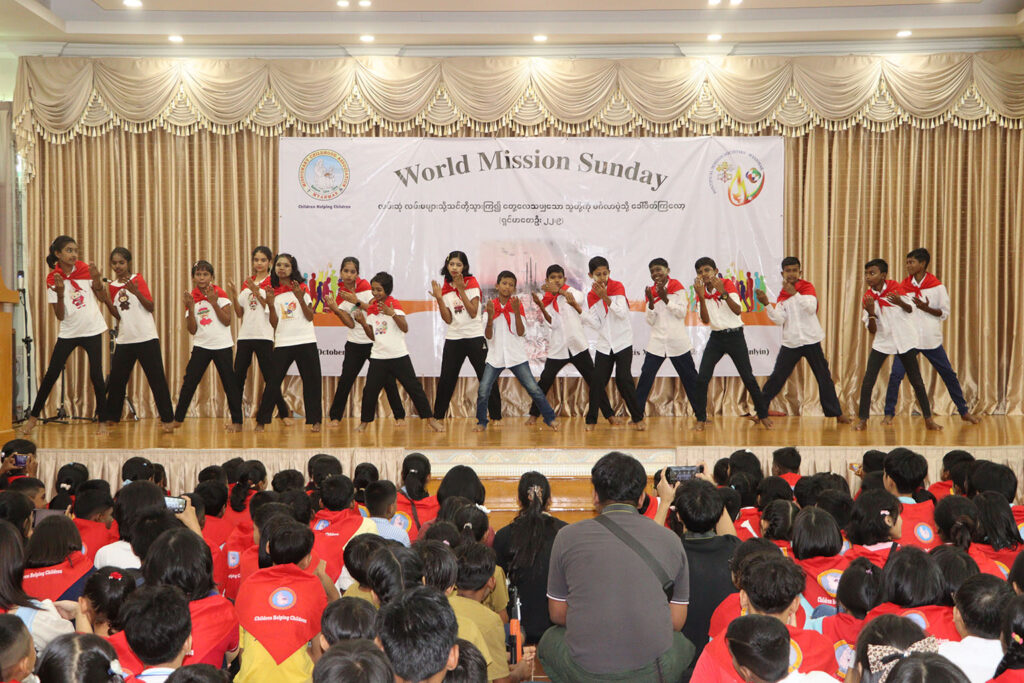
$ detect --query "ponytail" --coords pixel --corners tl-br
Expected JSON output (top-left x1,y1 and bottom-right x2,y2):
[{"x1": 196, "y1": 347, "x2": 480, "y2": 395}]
[
  {"x1": 996, "y1": 595, "x2": 1024, "y2": 675},
  {"x1": 230, "y1": 460, "x2": 266, "y2": 513},
  {"x1": 453, "y1": 505, "x2": 488, "y2": 544},
  {"x1": 401, "y1": 453, "x2": 431, "y2": 501},
  {"x1": 46, "y1": 235, "x2": 76, "y2": 269},
  {"x1": 760, "y1": 499, "x2": 798, "y2": 541},
  {"x1": 948, "y1": 515, "x2": 976, "y2": 551},
  {"x1": 508, "y1": 472, "x2": 552, "y2": 580}
]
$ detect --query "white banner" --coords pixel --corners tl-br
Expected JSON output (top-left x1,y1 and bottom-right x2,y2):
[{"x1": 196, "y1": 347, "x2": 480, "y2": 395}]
[{"x1": 278, "y1": 137, "x2": 784, "y2": 377}]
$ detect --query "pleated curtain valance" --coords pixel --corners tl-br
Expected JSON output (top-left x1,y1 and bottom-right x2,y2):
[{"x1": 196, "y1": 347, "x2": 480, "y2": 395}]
[{"x1": 13, "y1": 50, "x2": 1024, "y2": 177}]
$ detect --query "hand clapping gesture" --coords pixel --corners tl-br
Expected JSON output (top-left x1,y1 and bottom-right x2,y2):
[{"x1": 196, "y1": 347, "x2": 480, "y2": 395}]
[
  {"x1": 429, "y1": 280, "x2": 444, "y2": 300},
  {"x1": 755, "y1": 289, "x2": 770, "y2": 306},
  {"x1": 52, "y1": 272, "x2": 65, "y2": 295},
  {"x1": 692, "y1": 277, "x2": 706, "y2": 297}
]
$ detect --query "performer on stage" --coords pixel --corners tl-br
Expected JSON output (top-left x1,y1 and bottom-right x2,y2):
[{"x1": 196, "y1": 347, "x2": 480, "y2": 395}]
[
  {"x1": 756, "y1": 256, "x2": 850, "y2": 423},
  {"x1": 228, "y1": 246, "x2": 291, "y2": 424},
  {"x1": 429, "y1": 250, "x2": 501, "y2": 423},
  {"x1": 325, "y1": 256, "x2": 405, "y2": 425},
  {"x1": 635, "y1": 257, "x2": 699, "y2": 420},
  {"x1": 882, "y1": 248, "x2": 979, "y2": 425},
  {"x1": 98, "y1": 247, "x2": 175, "y2": 433},
  {"x1": 691, "y1": 256, "x2": 773, "y2": 431},
  {"x1": 256, "y1": 253, "x2": 322, "y2": 432},
  {"x1": 854, "y1": 258, "x2": 941, "y2": 431},
  {"x1": 173, "y1": 260, "x2": 243, "y2": 431},
  {"x1": 354, "y1": 272, "x2": 445, "y2": 433},
  {"x1": 527, "y1": 264, "x2": 616, "y2": 426},
  {"x1": 20, "y1": 236, "x2": 110, "y2": 435},
  {"x1": 474, "y1": 270, "x2": 558, "y2": 432},
  {"x1": 581, "y1": 256, "x2": 645, "y2": 431}
]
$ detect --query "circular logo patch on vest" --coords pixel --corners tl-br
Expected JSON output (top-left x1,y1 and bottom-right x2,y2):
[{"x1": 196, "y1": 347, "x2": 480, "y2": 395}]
[
  {"x1": 914, "y1": 523, "x2": 934, "y2": 544},
  {"x1": 314, "y1": 519, "x2": 330, "y2": 531},
  {"x1": 390, "y1": 511, "x2": 412, "y2": 531},
  {"x1": 835, "y1": 642, "x2": 854, "y2": 677},
  {"x1": 789, "y1": 639, "x2": 803, "y2": 673},
  {"x1": 270, "y1": 588, "x2": 296, "y2": 610},
  {"x1": 818, "y1": 569, "x2": 843, "y2": 597},
  {"x1": 227, "y1": 551, "x2": 240, "y2": 568},
  {"x1": 903, "y1": 610, "x2": 929, "y2": 631}
]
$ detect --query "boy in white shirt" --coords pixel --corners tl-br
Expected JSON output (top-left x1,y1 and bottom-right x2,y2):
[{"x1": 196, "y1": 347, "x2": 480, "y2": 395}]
[
  {"x1": 756, "y1": 256, "x2": 849, "y2": 423},
  {"x1": 882, "y1": 247, "x2": 980, "y2": 425},
  {"x1": 474, "y1": 271, "x2": 558, "y2": 432},
  {"x1": 527, "y1": 264, "x2": 616, "y2": 426},
  {"x1": 938, "y1": 573, "x2": 1013, "y2": 683},
  {"x1": 855, "y1": 258, "x2": 940, "y2": 431}
]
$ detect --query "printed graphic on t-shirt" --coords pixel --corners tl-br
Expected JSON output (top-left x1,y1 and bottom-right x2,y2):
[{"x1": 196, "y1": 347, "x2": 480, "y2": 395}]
[
  {"x1": 374, "y1": 320, "x2": 388, "y2": 336},
  {"x1": 454, "y1": 300, "x2": 465, "y2": 315},
  {"x1": 197, "y1": 304, "x2": 213, "y2": 326},
  {"x1": 117, "y1": 290, "x2": 131, "y2": 311},
  {"x1": 71, "y1": 291, "x2": 86, "y2": 309},
  {"x1": 281, "y1": 302, "x2": 298, "y2": 319},
  {"x1": 248, "y1": 296, "x2": 258, "y2": 311}
]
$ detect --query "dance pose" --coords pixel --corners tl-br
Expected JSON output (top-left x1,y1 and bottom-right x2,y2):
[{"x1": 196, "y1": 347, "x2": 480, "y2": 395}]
[
  {"x1": 228, "y1": 246, "x2": 291, "y2": 424},
  {"x1": 429, "y1": 250, "x2": 501, "y2": 422},
  {"x1": 325, "y1": 256, "x2": 405, "y2": 425},
  {"x1": 757, "y1": 257, "x2": 849, "y2": 423},
  {"x1": 20, "y1": 236, "x2": 109, "y2": 434},
  {"x1": 635, "y1": 257, "x2": 699, "y2": 419},
  {"x1": 98, "y1": 247, "x2": 175, "y2": 433},
  {"x1": 581, "y1": 256, "x2": 645, "y2": 431},
  {"x1": 882, "y1": 248, "x2": 979, "y2": 425},
  {"x1": 173, "y1": 260, "x2": 243, "y2": 431},
  {"x1": 854, "y1": 258, "x2": 940, "y2": 431},
  {"x1": 527, "y1": 264, "x2": 616, "y2": 425},
  {"x1": 691, "y1": 257, "x2": 773, "y2": 431},
  {"x1": 355, "y1": 272, "x2": 445, "y2": 433},
  {"x1": 256, "y1": 253, "x2": 322, "y2": 431},
  {"x1": 474, "y1": 271, "x2": 558, "y2": 432}
]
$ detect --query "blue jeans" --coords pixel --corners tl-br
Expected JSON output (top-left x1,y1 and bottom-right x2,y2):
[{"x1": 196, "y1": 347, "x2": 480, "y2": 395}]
[
  {"x1": 884, "y1": 344, "x2": 968, "y2": 416},
  {"x1": 477, "y1": 362, "x2": 556, "y2": 427}
]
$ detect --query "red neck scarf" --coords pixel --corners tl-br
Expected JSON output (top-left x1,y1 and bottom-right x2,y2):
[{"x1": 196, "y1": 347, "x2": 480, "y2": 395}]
[
  {"x1": 46, "y1": 261, "x2": 91, "y2": 292},
  {"x1": 902, "y1": 273, "x2": 941, "y2": 298},
  {"x1": 776, "y1": 279, "x2": 816, "y2": 303},
  {"x1": 235, "y1": 564, "x2": 327, "y2": 665},
  {"x1": 441, "y1": 275, "x2": 480, "y2": 296},
  {"x1": 587, "y1": 279, "x2": 626, "y2": 312},
  {"x1": 337, "y1": 278, "x2": 371, "y2": 300},
  {"x1": 864, "y1": 280, "x2": 903, "y2": 308},
  {"x1": 273, "y1": 280, "x2": 310, "y2": 296},
  {"x1": 366, "y1": 296, "x2": 402, "y2": 316},
  {"x1": 541, "y1": 285, "x2": 569, "y2": 312},
  {"x1": 648, "y1": 278, "x2": 684, "y2": 304},
  {"x1": 703, "y1": 278, "x2": 739, "y2": 302},
  {"x1": 491, "y1": 298, "x2": 524, "y2": 331},
  {"x1": 21, "y1": 551, "x2": 92, "y2": 601},
  {"x1": 191, "y1": 285, "x2": 228, "y2": 302},
  {"x1": 187, "y1": 595, "x2": 239, "y2": 665}
]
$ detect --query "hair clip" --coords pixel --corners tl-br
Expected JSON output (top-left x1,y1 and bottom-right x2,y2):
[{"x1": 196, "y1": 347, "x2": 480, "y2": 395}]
[
  {"x1": 108, "y1": 660, "x2": 123, "y2": 676},
  {"x1": 1014, "y1": 633, "x2": 1023, "y2": 645},
  {"x1": 109, "y1": 571, "x2": 123, "y2": 580},
  {"x1": 408, "y1": 468, "x2": 417, "y2": 474},
  {"x1": 865, "y1": 568, "x2": 873, "y2": 574},
  {"x1": 879, "y1": 509, "x2": 891, "y2": 516}
]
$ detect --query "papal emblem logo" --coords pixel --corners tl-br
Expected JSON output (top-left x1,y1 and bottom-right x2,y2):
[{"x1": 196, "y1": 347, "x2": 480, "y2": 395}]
[
  {"x1": 708, "y1": 150, "x2": 766, "y2": 207},
  {"x1": 299, "y1": 149, "x2": 350, "y2": 201}
]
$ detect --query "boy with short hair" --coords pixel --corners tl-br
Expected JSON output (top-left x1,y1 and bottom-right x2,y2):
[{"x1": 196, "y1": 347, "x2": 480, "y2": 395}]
[
  {"x1": 342, "y1": 534, "x2": 388, "y2": 604},
  {"x1": 882, "y1": 448, "x2": 939, "y2": 549},
  {"x1": 364, "y1": 481, "x2": 410, "y2": 546},
  {"x1": 7, "y1": 478, "x2": 45, "y2": 509},
  {"x1": 928, "y1": 450, "x2": 974, "y2": 501},
  {"x1": 0, "y1": 614, "x2": 35, "y2": 683},
  {"x1": 883, "y1": 248, "x2": 980, "y2": 425},
  {"x1": 527, "y1": 264, "x2": 617, "y2": 427},
  {"x1": 725, "y1": 615, "x2": 835, "y2": 683},
  {"x1": 375, "y1": 586, "x2": 460, "y2": 683},
  {"x1": 474, "y1": 271, "x2": 558, "y2": 433},
  {"x1": 581, "y1": 256, "x2": 645, "y2": 431},
  {"x1": 939, "y1": 573, "x2": 1014, "y2": 683},
  {"x1": 122, "y1": 585, "x2": 193, "y2": 683},
  {"x1": 635, "y1": 258, "x2": 699, "y2": 420},
  {"x1": 691, "y1": 257, "x2": 772, "y2": 431},
  {"x1": 771, "y1": 447, "x2": 802, "y2": 489},
  {"x1": 311, "y1": 475, "x2": 375, "y2": 581},
  {"x1": 756, "y1": 257, "x2": 849, "y2": 423}
]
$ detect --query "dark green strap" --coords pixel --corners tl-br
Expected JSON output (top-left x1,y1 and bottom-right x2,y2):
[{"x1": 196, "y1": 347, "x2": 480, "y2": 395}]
[{"x1": 594, "y1": 514, "x2": 675, "y2": 602}]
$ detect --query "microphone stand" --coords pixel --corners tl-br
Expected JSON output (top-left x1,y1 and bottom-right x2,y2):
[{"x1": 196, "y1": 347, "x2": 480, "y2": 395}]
[
  {"x1": 15, "y1": 270, "x2": 34, "y2": 422},
  {"x1": 106, "y1": 324, "x2": 138, "y2": 421}
]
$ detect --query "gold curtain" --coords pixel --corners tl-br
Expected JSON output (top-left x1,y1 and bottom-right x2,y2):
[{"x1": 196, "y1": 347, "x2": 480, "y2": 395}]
[{"x1": 23, "y1": 123, "x2": 1024, "y2": 421}]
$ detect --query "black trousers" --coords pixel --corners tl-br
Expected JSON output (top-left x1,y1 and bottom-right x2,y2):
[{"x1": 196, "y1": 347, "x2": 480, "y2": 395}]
[
  {"x1": 432, "y1": 336, "x2": 501, "y2": 420},
  {"x1": 174, "y1": 346, "x2": 243, "y2": 424},
  {"x1": 102, "y1": 339, "x2": 174, "y2": 423},
  {"x1": 257, "y1": 342, "x2": 323, "y2": 425},
  {"x1": 235, "y1": 338, "x2": 289, "y2": 419},
  {"x1": 529, "y1": 350, "x2": 614, "y2": 419},
  {"x1": 328, "y1": 341, "x2": 405, "y2": 421},
  {"x1": 587, "y1": 346, "x2": 642, "y2": 424},
  {"x1": 31, "y1": 333, "x2": 106, "y2": 418},
  {"x1": 858, "y1": 349, "x2": 931, "y2": 420},
  {"x1": 760, "y1": 342, "x2": 844, "y2": 417},
  {"x1": 635, "y1": 351, "x2": 700, "y2": 421},
  {"x1": 693, "y1": 328, "x2": 769, "y2": 422},
  {"x1": 361, "y1": 356, "x2": 433, "y2": 423}
]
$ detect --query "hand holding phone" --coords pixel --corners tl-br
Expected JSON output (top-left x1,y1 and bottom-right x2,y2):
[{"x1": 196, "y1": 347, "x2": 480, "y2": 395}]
[{"x1": 165, "y1": 496, "x2": 187, "y2": 514}]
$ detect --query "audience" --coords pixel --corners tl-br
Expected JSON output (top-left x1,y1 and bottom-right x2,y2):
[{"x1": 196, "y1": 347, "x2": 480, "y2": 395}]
[
  {"x1": 938, "y1": 573, "x2": 1013, "y2": 682},
  {"x1": 313, "y1": 639, "x2": 395, "y2": 683},
  {"x1": 121, "y1": 585, "x2": 193, "y2": 682}
]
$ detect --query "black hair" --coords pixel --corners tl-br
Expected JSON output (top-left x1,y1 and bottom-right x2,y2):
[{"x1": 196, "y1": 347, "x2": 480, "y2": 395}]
[
  {"x1": 846, "y1": 489, "x2": 901, "y2": 546},
  {"x1": 739, "y1": 555, "x2": 805, "y2": 615},
  {"x1": 438, "y1": 497, "x2": 472, "y2": 524},
  {"x1": 0, "y1": 521, "x2": 31, "y2": 610},
  {"x1": 507, "y1": 472, "x2": 554, "y2": 579},
  {"x1": 35, "y1": 633, "x2": 122, "y2": 683},
  {"x1": 197, "y1": 465, "x2": 227, "y2": 486},
  {"x1": 366, "y1": 546, "x2": 423, "y2": 605},
  {"x1": 436, "y1": 466, "x2": 486, "y2": 506},
  {"x1": 191, "y1": 260, "x2": 214, "y2": 277},
  {"x1": 194, "y1": 481, "x2": 228, "y2": 518},
  {"x1": 757, "y1": 477, "x2": 795, "y2": 511},
  {"x1": 975, "y1": 491, "x2": 1021, "y2": 551},
  {"x1": 423, "y1": 520, "x2": 462, "y2": 548},
  {"x1": 153, "y1": 464, "x2": 167, "y2": 491},
  {"x1": 772, "y1": 446, "x2": 801, "y2": 474},
  {"x1": 313, "y1": 640, "x2": 395, "y2": 683},
  {"x1": 309, "y1": 454, "x2": 344, "y2": 491},
  {"x1": 446, "y1": 639, "x2": 488, "y2": 683},
  {"x1": 933, "y1": 495, "x2": 979, "y2": 550},
  {"x1": 352, "y1": 463, "x2": 380, "y2": 505},
  {"x1": 230, "y1": 460, "x2": 267, "y2": 513},
  {"x1": 719, "y1": 486, "x2": 742, "y2": 522},
  {"x1": 417, "y1": 539, "x2": 460, "y2": 592},
  {"x1": 365, "y1": 481, "x2": 397, "y2": 518},
  {"x1": 496, "y1": 270, "x2": 517, "y2": 286},
  {"x1": 0, "y1": 492, "x2": 32, "y2": 540},
  {"x1": 836, "y1": 558, "x2": 882, "y2": 619},
  {"x1": 881, "y1": 546, "x2": 944, "y2": 607},
  {"x1": 969, "y1": 461, "x2": 1018, "y2": 504},
  {"x1": 887, "y1": 653, "x2": 970, "y2": 683},
  {"x1": 950, "y1": 461, "x2": 974, "y2": 497},
  {"x1": 111, "y1": 481, "x2": 165, "y2": 543},
  {"x1": 251, "y1": 245, "x2": 274, "y2": 263},
  {"x1": 455, "y1": 542, "x2": 496, "y2": 593},
  {"x1": 321, "y1": 475, "x2": 356, "y2": 511},
  {"x1": 929, "y1": 545, "x2": 978, "y2": 607},
  {"x1": 760, "y1": 500, "x2": 798, "y2": 541},
  {"x1": 729, "y1": 538, "x2": 783, "y2": 579},
  {"x1": 729, "y1": 471, "x2": 759, "y2": 508},
  {"x1": 855, "y1": 615, "x2": 927, "y2": 683},
  {"x1": 864, "y1": 258, "x2": 888, "y2": 274},
  {"x1": 729, "y1": 450, "x2": 763, "y2": 481},
  {"x1": 278, "y1": 489, "x2": 314, "y2": 526},
  {"x1": 271, "y1": 469, "x2": 305, "y2": 493},
  {"x1": 321, "y1": 598, "x2": 378, "y2": 645},
  {"x1": 814, "y1": 489, "x2": 854, "y2": 529},
  {"x1": 166, "y1": 664, "x2": 232, "y2": 683},
  {"x1": 587, "y1": 256, "x2": 609, "y2": 274},
  {"x1": 46, "y1": 235, "x2": 77, "y2": 269},
  {"x1": 859, "y1": 470, "x2": 886, "y2": 496},
  {"x1": 269, "y1": 253, "x2": 305, "y2": 288},
  {"x1": 862, "y1": 450, "x2": 887, "y2": 473},
  {"x1": 780, "y1": 256, "x2": 801, "y2": 269},
  {"x1": 694, "y1": 256, "x2": 717, "y2": 272},
  {"x1": 375, "y1": 586, "x2": 458, "y2": 683},
  {"x1": 942, "y1": 449, "x2": 974, "y2": 474},
  {"x1": 648, "y1": 257, "x2": 669, "y2": 269},
  {"x1": 883, "y1": 448, "x2": 928, "y2": 494},
  {"x1": 82, "y1": 567, "x2": 138, "y2": 633},
  {"x1": 591, "y1": 452, "x2": 646, "y2": 505},
  {"x1": 791, "y1": 506, "x2": 842, "y2": 560},
  {"x1": 725, "y1": 615, "x2": 789, "y2": 683},
  {"x1": 370, "y1": 271, "x2": 394, "y2": 295},
  {"x1": 712, "y1": 458, "x2": 731, "y2": 486},
  {"x1": 268, "y1": 520, "x2": 314, "y2": 566},
  {"x1": 129, "y1": 510, "x2": 185, "y2": 561},
  {"x1": 181, "y1": 493, "x2": 205, "y2": 529},
  {"x1": 343, "y1": 533, "x2": 389, "y2": 589},
  {"x1": 123, "y1": 585, "x2": 192, "y2": 666},
  {"x1": 0, "y1": 613, "x2": 31, "y2": 680},
  {"x1": 545, "y1": 264, "x2": 565, "y2": 278},
  {"x1": 401, "y1": 452, "x2": 432, "y2": 501},
  {"x1": 905, "y1": 247, "x2": 931, "y2": 267},
  {"x1": 1, "y1": 439, "x2": 36, "y2": 458},
  {"x1": 50, "y1": 462, "x2": 90, "y2": 510},
  {"x1": 954, "y1": 571, "x2": 1011, "y2": 639},
  {"x1": 221, "y1": 457, "x2": 244, "y2": 484},
  {"x1": 121, "y1": 456, "x2": 154, "y2": 484},
  {"x1": 995, "y1": 594, "x2": 1024, "y2": 676},
  {"x1": 440, "y1": 251, "x2": 473, "y2": 282},
  {"x1": 73, "y1": 489, "x2": 115, "y2": 523},
  {"x1": 143, "y1": 528, "x2": 215, "y2": 602},
  {"x1": 673, "y1": 480, "x2": 723, "y2": 534},
  {"x1": 453, "y1": 505, "x2": 488, "y2": 545},
  {"x1": 339, "y1": 256, "x2": 361, "y2": 274},
  {"x1": 25, "y1": 515, "x2": 82, "y2": 568},
  {"x1": 8, "y1": 477, "x2": 44, "y2": 498},
  {"x1": 793, "y1": 475, "x2": 823, "y2": 509}
]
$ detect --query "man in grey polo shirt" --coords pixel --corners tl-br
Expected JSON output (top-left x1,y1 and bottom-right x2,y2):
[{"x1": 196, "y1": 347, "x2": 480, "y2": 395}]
[{"x1": 538, "y1": 451, "x2": 695, "y2": 682}]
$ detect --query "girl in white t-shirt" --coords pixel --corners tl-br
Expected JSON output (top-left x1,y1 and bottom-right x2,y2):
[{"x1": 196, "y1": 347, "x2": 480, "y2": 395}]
[
  {"x1": 172, "y1": 260, "x2": 243, "y2": 431},
  {"x1": 324, "y1": 256, "x2": 405, "y2": 424},
  {"x1": 354, "y1": 271, "x2": 444, "y2": 433},
  {"x1": 21, "y1": 236, "x2": 110, "y2": 435},
  {"x1": 98, "y1": 247, "x2": 175, "y2": 432},
  {"x1": 227, "y1": 246, "x2": 291, "y2": 424},
  {"x1": 428, "y1": 250, "x2": 501, "y2": 422},
  {"x1": 255, "y1": 253, "x2": 323, "y2": 431}
]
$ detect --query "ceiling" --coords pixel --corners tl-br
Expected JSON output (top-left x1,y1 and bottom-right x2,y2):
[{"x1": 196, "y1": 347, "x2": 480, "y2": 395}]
[{"x1": 1, "y1": 0, "x2": 1022, "y2": 56}]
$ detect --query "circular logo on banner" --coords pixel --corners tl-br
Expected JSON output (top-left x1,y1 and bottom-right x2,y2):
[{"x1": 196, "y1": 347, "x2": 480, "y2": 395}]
[
  {"x1": 914, "y1": 523, "x2": 934, "y2": 544},
  {"x1": 299, "y1": 150, "x2": 350, "y2": 201},
  {"x1": 227, "y1": 551, "x2": 240, "y2": 568},
  {"x1": 818, "y1": 570, "x2": 843, "y2": 597},
  {"x1": 708, "y1": 151, "x2": 766, "y2": 207},
  {"x1": 270, "y1": 588, "x2": 297, "y2": 610},
  {"x1": 314, "y1": 519, "x2": 330, "y2": 531},
  {"x1": 789, "y1": 639, "x2": 803, "y2": 673}
]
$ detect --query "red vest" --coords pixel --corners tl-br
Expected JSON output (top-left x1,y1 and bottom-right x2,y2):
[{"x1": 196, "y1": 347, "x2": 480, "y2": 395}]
[
  {"x1": 897, "y1": 500, "x2": 940, "y2": 549},
  {"x1": 708, "y1": 591, "x2": 807, "y2": 638},
  {"x1": 734, "y1": 508, "x2": 762, "y2": 541},
  {"x1": 699, "y1": 623, "x2": 837, "y2": 682},
  {"x1": 865, "y1": 603, "x2": 960, "y2": 641},
  {"x1": 21, "y1": 551, "x2": 92, "y2": 601},
  {"x1": 780, "y1": 472, "x2": 801, "y2": 489},
  {"x1": 236, "y1": 564, "x2": 327, "y2": 665},
  {"x1": 928, "y1": 480, "x2": 954, "y2": 501},
  {"x1": 990, "y1": 670, "x2": 1024, "y2": 682},
  {"x1": 311, "y1": 508, "x2": 366, "y2": 580},
  {"x1": 222, "y1": 522, "x2": 256, "y2": 600},
  {"x1": 794, "y1": 554, "x2": 850, "y2": 609},
  {"x1": 391, "y1": 492, "x2": 440, "y2": 542},
  {"x1": 203, "y1": 515, "x2": 234, "y2": 551},
  {"x1": 74, "y1": 518, "x2": 117, "y2": 562},
  {"x1": 819, "y1": 612, "x2": 864, "y2": 679},
  {"x1": 972, "y1": 543, "x2": 1021, "y2": 579},
  {"x1": 843, "y1": 542, "x2": 898, "y2": 566}
]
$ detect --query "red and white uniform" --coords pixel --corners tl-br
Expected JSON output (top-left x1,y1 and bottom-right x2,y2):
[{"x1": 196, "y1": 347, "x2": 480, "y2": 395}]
[
  {"x1": 540, "y1": 286, "x2": 589, "y2": 359},
  {"x1": 645, "y1": 278, "x2": 693, "y2": 357},
  {"x1": 109, "y1": 274, "x2": 158, "y2": 344},
  {"x1": 46, "y1": 261, "x2": 107, "y2": 339},
  {"x1": 188, "y1": 286, "x2": 233, "y2": 350},
  {"x1": 896, "y1": 499, "x2": 940, "y2": 550},
  {"x1": 486, "y1": 298, "x2": 528, "y2": 367},
  {"x1": 441, "y1": 277, "x2": 484, "y2": 339},
  {"x1": 861, "y1": 280, "x2": 919, "y2": 354},
  {"x1": 692, "y1": 623, "x2": 837, "y2": 682},
  {"x1": 366, "y1": 297, "x2": 408, "y2": 360},
  {"x1": 237, "y1": 276, "x2": 274, "y2": 341},
  {"x1": 701, "y1": 280, "x2": 744, "y2": 331},
  {"x1": 271, "y1": 283, "x2": 317, "y2": 347},
  {"x1": 336, "y1": 278, "x2": 374, "y2": 344},
  {"x1": 767, "y1": 280, "x2": 824, "y2": 348},
  {"x1": 902, "y1": 273, "x2": 949, "y2": 350},
  {"x1": 582, "y1": 279, "x2": 632, "y2": 353}
]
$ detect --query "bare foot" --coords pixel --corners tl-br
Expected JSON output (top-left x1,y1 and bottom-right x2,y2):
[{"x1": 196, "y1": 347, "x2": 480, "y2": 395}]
[
  {"x1": 311, "y1": 423, "x2": 321, "y2": 433},
  {"x1": 171, "y1": 421, "x2": 184, "y2": 430},
  {"x1": 543, "y1": 419, "x2": 560, "y2": 431},
  {"x1": 759, "y1": 417, "x2": 775, "y2": 431},
  {"x1": 881, "y1": 415, "x2": 895, "y2": 426},
  {"x1": 281, "y1": 417, "x2": 296, "y2": 426},
  {"x1": 960, "y1": 413, "x2": 981, "y2": 425},
  {"x1": 524, "y1": 416, "x2": 538, "y2": 426},
  {"x1": 355, "y1": 422, "x2": 369, "y2": 432},
  {"x1": 608, "y1": 416, "x2": 626, "y2": 426},
  {"x1": 694, "y1": 420, "x2": 706, "y2": 432},
  {"x1": 836, "y1": 415, "x2": 853, "y2": 425},
  {"x1": 852, "y1": 419, "x2": 867, "y2": 431},
  {"x1": 254, "y1": 424, "x2": 265, "y2": 432},
  {"x1": 161, "y1": 422, "x2": 175, "y2": 433},
  {"x1": 489, "y1": 419, "x2": 502, "y2": 430},
  {"x1": 584, "y1": 424, "x2": 596, "y2": 432},
  {"x1": 17, "y1": 417, "x2": 38, "y2": 436},
  {"x1": 631, "y1": 420, "x2": 647, "y2": 432},
  {"x1": 925, "y1": 418, "x2": 943, "y2": 431},
  {"x1": 472, "y1": 424, "x2": 486, "y2": 432},
  {"x1": 329, "y1": 419, "x2": 341, "y2": 427},
  {"x1": 394, "y1": 419, "x2": 406, "y2": 427},
  {"x1": 427, "y1": 418, "x2": 446, "y2": 433},
  {"x1": 225, "y1": 423, "x2": 242, "y2": 432},
  {"x1": 96, "y1": 423, "x2": 111, "y2": 436}
]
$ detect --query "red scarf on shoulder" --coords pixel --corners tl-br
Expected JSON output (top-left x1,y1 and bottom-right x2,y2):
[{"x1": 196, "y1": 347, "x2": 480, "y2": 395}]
[
  {"x1": 366, "y1": 296, "x2": 402, "y2": 316},
  {"x1": 863, "y1": 280, "x2": 904, "y2": 308},
  {"x1": 776, "y1": 279, "x2": 816, "y2": 303},
  {"x1": 901, "y1": 273, "x2": 941, "y2": 298},
  {"x1": 441, "y1": 275, "x2": 480, "y2": 296},
  {"x1": 21, "y1": 551, "x2": 92, "y2": 601},
  {"x1": 235, "y1": 564, "x2": 327, "y2": 664},
  {"x1": 491, "y1": 298, "x2": 524, "y2": 331},
  {"x1": 703, "y1": 278, "x2": 739, "y2": 302},
  {"x1": 587, "y1": 279, "x2": 626, "y2": 312},
  {"x1": 648, "y1": 278, "x2": 684, "y2": 304},
  {"x1": 191, "y1": 285, "x2": 228, "y2": 302},
  {"x1": 337, "y1": 278, "x2": 371, "y2": 302},
  {"x1": 273, "y1": 281, "x2": 310, "y2": 296},
  {"x1": 540, "y1": 285, "x2": 569, "y2": 312},
  {"x1": 46, "y1": 261, "x2": 91, "y2": 292}
]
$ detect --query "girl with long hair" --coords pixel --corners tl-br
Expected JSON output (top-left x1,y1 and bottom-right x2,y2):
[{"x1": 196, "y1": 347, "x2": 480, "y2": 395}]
[{"x1": 390, "y1": 453, "x2": 439, "y2": 542}]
